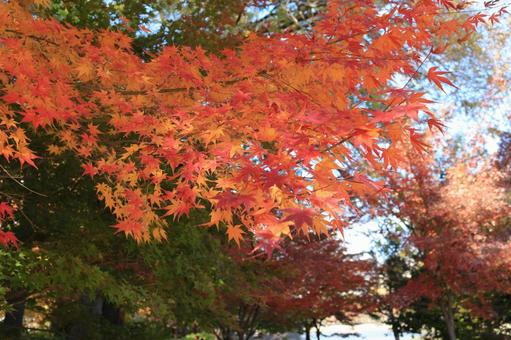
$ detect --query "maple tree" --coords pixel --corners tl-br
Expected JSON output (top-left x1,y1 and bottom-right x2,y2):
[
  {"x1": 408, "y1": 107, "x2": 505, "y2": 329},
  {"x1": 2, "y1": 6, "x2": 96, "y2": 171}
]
[
  {"x1": 0, "y1": 1, "x2": 277, "y2": 334},
  {"x1": 205, "y1": 236, "x2": 374, "y2": 340},
  {"x1": 371, "y1": 146, "x2": 511, "y2": 340},
  {"x1": 264, "y1": 238, "x2": 375, "y2": 340},
  {"x1": 0, "y1": 0, "x2": 504, "y2": 250}
]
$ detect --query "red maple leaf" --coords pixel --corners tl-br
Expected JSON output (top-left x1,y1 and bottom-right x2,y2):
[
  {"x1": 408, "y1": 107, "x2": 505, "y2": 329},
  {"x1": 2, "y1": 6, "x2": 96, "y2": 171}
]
[
  {"x1": 0, "y1": 202, "x2": 14, "y2": 219},
  {"x1": 427, "y1": 67, "x2": 458, "y2": 93},
  {"x1": 82, "y1": 162, "x2": 97, "y2": 178},
  {"x1": 0, "y1": 230, "x2": 17, "y2": 248},
  {"x1": 282, "y1": 208, "x2": 315, "y2": 230}
]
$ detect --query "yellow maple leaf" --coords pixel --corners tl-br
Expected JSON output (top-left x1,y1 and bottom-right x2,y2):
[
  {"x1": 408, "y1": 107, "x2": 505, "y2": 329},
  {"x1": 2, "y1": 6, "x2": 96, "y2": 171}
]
[
  {"x1": 312, "y1": 216, "x2": 329, "y2": 236},
  {"x1": 207, "y1": 208, "x2": 232, "y2": 227},
  {"x1": 75, "y1": 62, "x2": 95, "y2": 81},
  {"x1": 268, "y1": 220, "x2": 293, "y2": 237},
  {"x1": 152, "y1": 227, "x2": 167, "y2": 242},
  {"x1": 96, "y1": 183, "x2": 115, "y2": 209},
  {"x1": 227, "y1": 224, "x2": 244, "y2": 247},
  {"x1": 269, "y1": 185, "x2": 284, "y2": 204},
  {"x1": 229, "y1": 143, "x2": 244, "y2": 158},
  {"x1": 121, "y1": 144, "x2": 141, "y2": 160},
  {"x1": 33, "y1": 0, "x2": 52, "y2": 7},
  {"x1": 48, "y1": 144, "x2": 63, "y2": 156}
]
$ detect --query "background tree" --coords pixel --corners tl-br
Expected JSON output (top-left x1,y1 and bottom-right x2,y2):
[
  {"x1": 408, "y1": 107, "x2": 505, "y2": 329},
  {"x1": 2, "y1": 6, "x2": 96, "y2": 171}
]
[
  {"x1": 263, "y1": 238, "x2": 375, "y2": 340},
  {"x1": 370, "y1": 147, "x2": 511, "y2": 340}
]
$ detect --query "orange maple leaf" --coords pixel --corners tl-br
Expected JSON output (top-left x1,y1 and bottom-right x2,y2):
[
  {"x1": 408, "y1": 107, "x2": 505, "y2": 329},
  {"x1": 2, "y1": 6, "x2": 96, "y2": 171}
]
[
  {"x1": 427, "y1": 67, "x2": 458, "y2": 93},
  {"x1": 227, "y1": 225, "x2": 244, "y2": 247}
]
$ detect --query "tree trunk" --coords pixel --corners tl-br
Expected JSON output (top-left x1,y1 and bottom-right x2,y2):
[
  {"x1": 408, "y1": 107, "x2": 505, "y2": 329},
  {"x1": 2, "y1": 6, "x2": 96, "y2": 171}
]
[
  {"x1": 391, "y1": 323, "x2": 400, "y2": 340},
  {"x1": 441, "y1": 295, "x2": 456, "y2": 340},
  {"x1": 314, "y1": 319, "x2": 321, "y2": 340},
  {"x1": 305, "y1": 324, "x2": 311, "y2": 340},
  {"x1": 2, "y1": 289, "x2": 27, "y2": 337},
  {"x1": 215, "y1": 327, "x2": 233, "y2": 340},
  {"x1": 237, "y1": 303, "x2": 259, "y2": 340},
  {"x1": 3, "y1": 300, "x2": 26, "y2": 336},
  {"x1": 388, "y1": 312, "x2": 400, "y2": 340},
  {"x1": 102, "y1": 300, "x2": 124, "y2": 325},
  {"x1": 67, "y1": 293, "x2": 104, "y2": 340}
]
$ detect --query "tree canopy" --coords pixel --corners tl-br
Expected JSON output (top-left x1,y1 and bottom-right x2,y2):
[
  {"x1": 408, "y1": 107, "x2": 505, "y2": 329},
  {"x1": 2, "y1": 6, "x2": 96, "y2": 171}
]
[{"x1": 1, "y1": 0, "x2": 503, "y2": 250}]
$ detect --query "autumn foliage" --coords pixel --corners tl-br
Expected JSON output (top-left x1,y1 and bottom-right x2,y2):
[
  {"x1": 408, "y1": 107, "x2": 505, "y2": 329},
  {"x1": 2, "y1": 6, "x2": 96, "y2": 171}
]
[
  {"x1": 266, "y1": 239, "x2": 374, "y2": 327},
  {"x1": 372, "y1": 145, "x2": 511, "y2": 338},
  {"x1": 211, "y1": 237, "x2": 374, "y2": 339},
  {"x1": 0, "y1": 0, "x2": 506, "y2": 250},
  {"x1": 397, "y1": 159, "x2": 510, "y2": 301}
]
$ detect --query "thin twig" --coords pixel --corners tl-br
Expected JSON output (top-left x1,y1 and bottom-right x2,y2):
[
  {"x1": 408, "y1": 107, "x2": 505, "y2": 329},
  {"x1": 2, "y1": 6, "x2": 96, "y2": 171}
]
[{"x1": 0, "y1": 165, "x2": 47, "y2": 197}]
